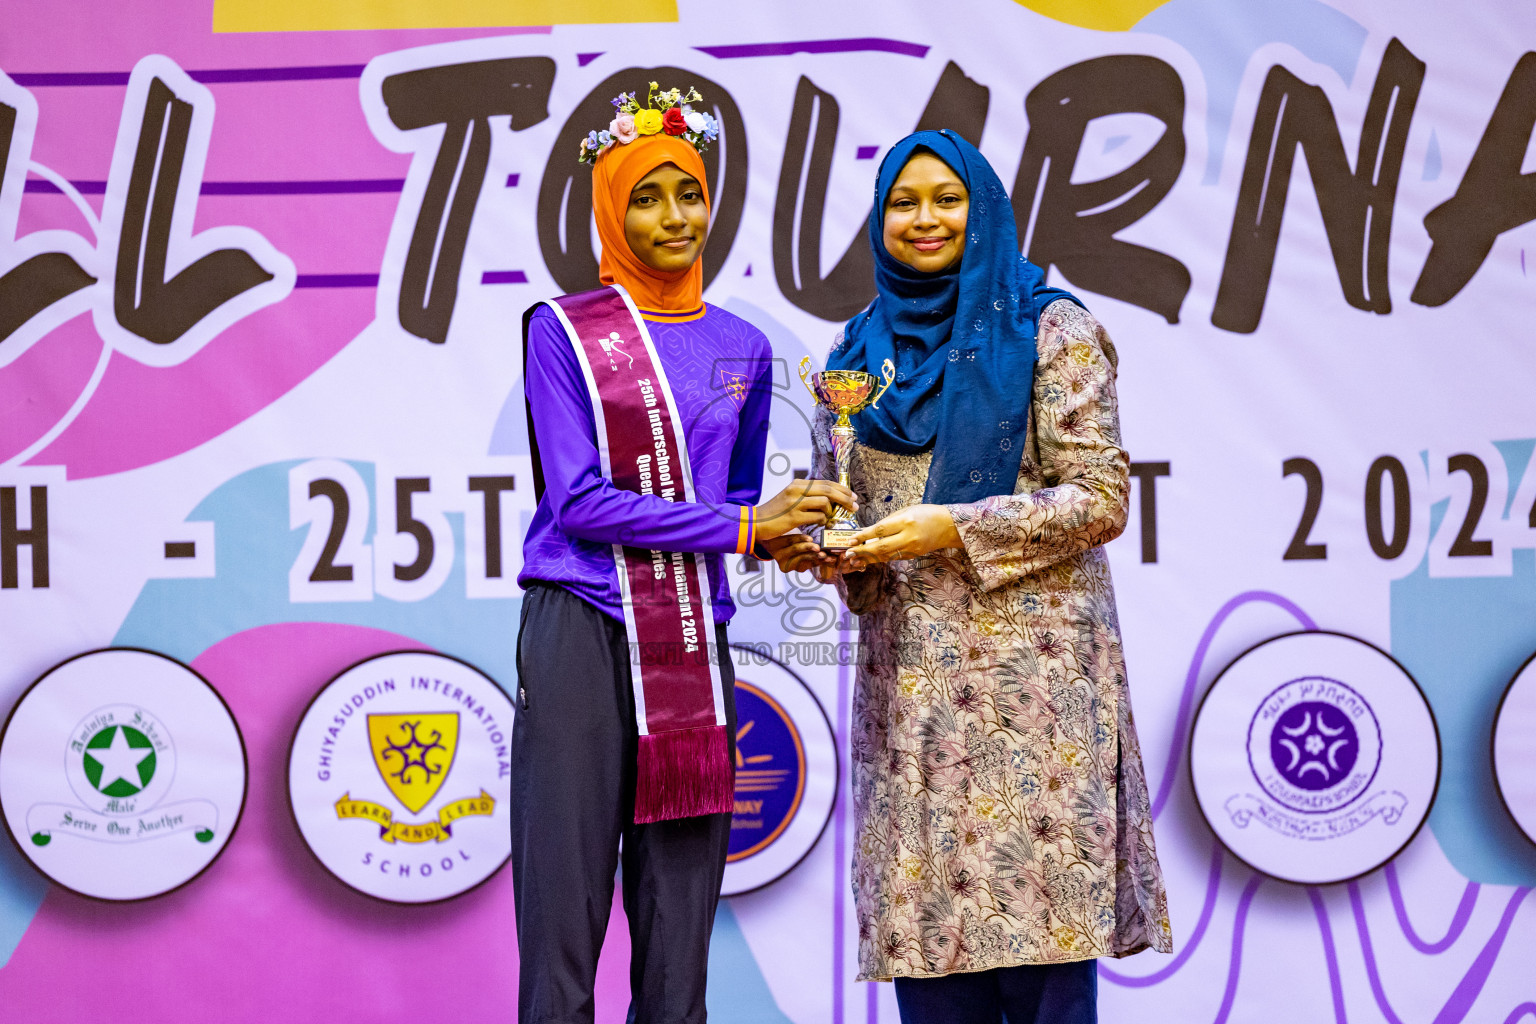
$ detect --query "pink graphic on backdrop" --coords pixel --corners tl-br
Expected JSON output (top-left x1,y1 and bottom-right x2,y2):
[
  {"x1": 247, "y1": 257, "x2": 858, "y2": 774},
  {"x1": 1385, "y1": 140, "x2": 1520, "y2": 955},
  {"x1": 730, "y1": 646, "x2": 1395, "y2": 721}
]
[
  {"x1": 0, "y1": 5, "x2": 552, "y2": 479},
  {"x1": 27, "y1": 289, "x2": 372, "y2": 478},
  {"x1": 0, "y1": 52, "x2": 337, "y2": 477},
  {"x1": 1, "y1": 57, "x2": 301, "y2": 469},
  {"x1": 0, "y1": 315, "x2": 100, "y2": 463},
  {"x1": 0, "y1": 621, "x2": 633, "y2": 1023}
]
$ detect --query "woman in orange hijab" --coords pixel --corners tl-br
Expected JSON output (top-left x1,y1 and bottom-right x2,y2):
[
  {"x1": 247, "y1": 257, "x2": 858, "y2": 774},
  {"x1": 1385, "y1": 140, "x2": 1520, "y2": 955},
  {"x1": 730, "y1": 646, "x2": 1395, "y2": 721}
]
[
  {"x1": 514, "y1": 87, "x2": 853, "y2": 1022},
  {"x1": 590, "y1": 129, "x2": 710, "y2": 313}
]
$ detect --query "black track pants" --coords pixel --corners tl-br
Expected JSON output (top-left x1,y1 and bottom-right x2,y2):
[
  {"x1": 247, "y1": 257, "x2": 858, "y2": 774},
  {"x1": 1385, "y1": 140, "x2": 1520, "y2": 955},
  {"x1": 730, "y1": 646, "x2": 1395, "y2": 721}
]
[{"x1": 511, "y1": 583, "x2": 736, "y2": 1024}]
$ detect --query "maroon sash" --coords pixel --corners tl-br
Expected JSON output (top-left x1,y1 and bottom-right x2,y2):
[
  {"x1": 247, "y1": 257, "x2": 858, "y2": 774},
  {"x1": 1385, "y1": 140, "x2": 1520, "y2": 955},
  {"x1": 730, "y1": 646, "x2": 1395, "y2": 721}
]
[{"x1": 537, "y1": 285, "x2": 732, "y2": 823}]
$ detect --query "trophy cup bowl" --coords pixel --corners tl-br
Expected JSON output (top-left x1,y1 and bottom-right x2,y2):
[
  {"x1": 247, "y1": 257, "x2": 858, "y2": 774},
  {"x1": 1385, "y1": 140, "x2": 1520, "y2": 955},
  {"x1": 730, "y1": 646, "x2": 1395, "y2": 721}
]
[
  {"x1": 804, "y1": 370, "x2": 878, "y2": 413},
  {"x1": 798, "y1": 357, "x2": 896, "y2": 551}
]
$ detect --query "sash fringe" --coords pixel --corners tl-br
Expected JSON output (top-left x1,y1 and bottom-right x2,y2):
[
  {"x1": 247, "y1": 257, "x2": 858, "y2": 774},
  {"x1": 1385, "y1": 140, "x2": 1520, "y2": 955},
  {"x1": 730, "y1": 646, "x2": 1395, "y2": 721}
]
[{"x1": 634, "y1": 725, "x2": 734, "y2": 823}]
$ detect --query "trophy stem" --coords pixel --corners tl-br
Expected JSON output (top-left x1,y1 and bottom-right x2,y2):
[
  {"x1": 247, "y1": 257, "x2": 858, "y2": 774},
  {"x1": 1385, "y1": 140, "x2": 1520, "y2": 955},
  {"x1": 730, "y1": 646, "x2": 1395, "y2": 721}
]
[
  {"x1": 830, "y1": 417, "x2": 855, "y2": 496},
  {"x1": 825, "y1": 415, "x2": 860, "y2": 550}
]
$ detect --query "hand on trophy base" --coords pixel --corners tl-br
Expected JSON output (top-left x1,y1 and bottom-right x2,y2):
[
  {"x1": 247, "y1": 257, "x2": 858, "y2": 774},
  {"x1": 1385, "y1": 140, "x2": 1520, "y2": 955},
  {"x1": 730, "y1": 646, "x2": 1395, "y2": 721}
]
[
  {"x1": 753, "y1": 479, "x2": 858, "y2": 544},
  {"x1": 839, "y1": 504, "x2": 962, "y2": 565},
  {"x1": 758, "y1": 531, "x2": 839, "y2": 577}
]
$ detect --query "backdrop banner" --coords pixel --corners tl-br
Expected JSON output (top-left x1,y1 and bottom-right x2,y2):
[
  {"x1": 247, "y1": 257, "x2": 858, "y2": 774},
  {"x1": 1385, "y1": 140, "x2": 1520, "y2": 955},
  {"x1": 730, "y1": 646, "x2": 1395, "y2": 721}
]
[{"x1": 2, "y1": 1, "x2": 1535, "y2": 1021}]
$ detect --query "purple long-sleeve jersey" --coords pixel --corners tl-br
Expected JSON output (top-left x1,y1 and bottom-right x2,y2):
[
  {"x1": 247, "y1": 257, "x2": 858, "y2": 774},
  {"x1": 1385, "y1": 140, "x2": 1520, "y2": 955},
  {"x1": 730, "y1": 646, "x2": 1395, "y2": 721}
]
[{"x1": 519, "y1": 302, "x2": 774, "y2": 623}]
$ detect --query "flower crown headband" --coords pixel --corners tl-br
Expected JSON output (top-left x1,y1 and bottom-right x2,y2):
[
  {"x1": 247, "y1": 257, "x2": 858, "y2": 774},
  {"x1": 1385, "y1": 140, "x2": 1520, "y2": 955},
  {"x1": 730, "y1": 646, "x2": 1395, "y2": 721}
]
[{"x1": 577, "y1": 82, "x2": 721, "y2": 165}]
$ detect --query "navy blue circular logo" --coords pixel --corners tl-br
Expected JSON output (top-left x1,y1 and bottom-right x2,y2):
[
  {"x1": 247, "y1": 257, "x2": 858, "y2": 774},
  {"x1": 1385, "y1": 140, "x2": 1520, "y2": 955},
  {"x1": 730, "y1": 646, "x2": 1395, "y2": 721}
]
[
  {"x1": 1269, "y1": 700, "x2": 1360, "y2": 791},
  {"x1": 727, "y1": 681, "x2": 805, "y2": 862}
]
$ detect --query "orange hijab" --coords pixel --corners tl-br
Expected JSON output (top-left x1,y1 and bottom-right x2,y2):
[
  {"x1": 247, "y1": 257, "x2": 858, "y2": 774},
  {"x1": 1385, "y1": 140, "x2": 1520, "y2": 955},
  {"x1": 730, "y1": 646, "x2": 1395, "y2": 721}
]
[{"x1": 592, "y1": 134, "x2": 710, "y2": 313}]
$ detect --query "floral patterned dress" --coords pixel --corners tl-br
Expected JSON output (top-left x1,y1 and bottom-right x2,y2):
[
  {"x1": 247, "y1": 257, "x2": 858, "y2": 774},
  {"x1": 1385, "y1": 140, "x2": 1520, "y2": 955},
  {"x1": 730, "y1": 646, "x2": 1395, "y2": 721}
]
[{"x1": 818, "y1": 299, "x2": 1172, "y2": 981}]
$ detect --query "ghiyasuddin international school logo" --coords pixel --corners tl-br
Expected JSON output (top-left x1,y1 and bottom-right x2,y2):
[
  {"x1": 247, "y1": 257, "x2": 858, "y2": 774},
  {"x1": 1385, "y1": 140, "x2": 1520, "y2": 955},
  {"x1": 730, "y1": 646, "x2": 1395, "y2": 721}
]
[
  {"x1": 1192, "y1": 631, "x2": 1440, "y2": 884},
  {"x1": 0, "y1": 649, "x2": 247, "y2": 901},
  {"x1": 721, "y1": 653, "x2": 837, "y2": 896},
  {"x1": 288, "y1": 651, "x2": 513, "y2": 903},
  {"x1": 333, "y1": 713, "x2": 494, "y2": 844}
]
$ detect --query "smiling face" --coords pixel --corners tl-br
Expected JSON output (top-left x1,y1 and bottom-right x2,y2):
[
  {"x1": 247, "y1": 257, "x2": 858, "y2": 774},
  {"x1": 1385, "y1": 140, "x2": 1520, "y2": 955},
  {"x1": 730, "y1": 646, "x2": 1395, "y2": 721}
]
[
  {"x1": 881, "y1": 151, "x2": 969, "y2": 273},
  {"x1": 623, "y1": 162, "x2": 709, "y2": 274}
]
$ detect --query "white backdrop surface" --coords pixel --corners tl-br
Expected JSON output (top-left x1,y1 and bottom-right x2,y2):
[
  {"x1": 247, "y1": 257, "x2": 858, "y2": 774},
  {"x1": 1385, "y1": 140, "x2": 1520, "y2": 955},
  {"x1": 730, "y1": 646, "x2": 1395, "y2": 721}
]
[{"x1": 1, "y1": 1, "x2": 1535, "y2": 1021}]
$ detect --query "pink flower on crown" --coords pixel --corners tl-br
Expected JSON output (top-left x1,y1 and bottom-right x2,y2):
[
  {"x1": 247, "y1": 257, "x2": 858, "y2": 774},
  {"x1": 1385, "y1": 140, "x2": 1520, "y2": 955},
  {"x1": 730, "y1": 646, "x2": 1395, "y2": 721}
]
[{"x1": 609, "y1": 112, "x2": 638, "y2": 144}]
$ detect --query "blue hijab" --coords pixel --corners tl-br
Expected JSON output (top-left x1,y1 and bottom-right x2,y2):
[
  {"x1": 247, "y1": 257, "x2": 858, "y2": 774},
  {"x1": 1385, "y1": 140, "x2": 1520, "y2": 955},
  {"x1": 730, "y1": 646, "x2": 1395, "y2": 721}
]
[{"x1": 828, "y1": 130, "x2": 1079, "y2": 505}]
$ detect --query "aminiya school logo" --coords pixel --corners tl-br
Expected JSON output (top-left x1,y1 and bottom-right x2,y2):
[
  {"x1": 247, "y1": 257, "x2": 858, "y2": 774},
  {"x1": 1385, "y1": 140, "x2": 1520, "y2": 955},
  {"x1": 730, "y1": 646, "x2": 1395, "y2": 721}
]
[
  {"x1": 0, "y1": 649, "x2": 246, "y2": 900},
  {"x1": 53, "y1": 703, "x2": 216, "y2": 843},
  {"x1": 288, "y1": 651, "x2": 513, "y2": 903}
]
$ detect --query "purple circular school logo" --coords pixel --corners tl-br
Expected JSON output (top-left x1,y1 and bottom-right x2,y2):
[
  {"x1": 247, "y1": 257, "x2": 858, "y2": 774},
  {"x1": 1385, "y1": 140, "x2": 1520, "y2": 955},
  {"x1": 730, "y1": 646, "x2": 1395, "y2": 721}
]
[
  {"x1": 1247, "y1": 676, "x2": 1382, "y2": 815},
  {"x1": 1269, "y1": 701, "x2": 1360, "y2": 791},
  {"x1": 1193, "y1": 631, "x2": 1440, "y2": 884}
]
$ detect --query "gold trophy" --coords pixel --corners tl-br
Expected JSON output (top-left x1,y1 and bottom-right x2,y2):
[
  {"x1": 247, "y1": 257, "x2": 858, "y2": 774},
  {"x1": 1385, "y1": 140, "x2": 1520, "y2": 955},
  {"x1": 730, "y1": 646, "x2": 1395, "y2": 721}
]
[{"x1": 798, "y1": 356, "x2": 896, "y2": 551}]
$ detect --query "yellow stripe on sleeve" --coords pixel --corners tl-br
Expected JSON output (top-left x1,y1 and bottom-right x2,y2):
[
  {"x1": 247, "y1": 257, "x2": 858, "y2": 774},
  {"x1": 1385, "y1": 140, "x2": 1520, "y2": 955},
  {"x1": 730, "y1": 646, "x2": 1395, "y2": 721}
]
[{"x1": 736, "y1": 506, "x2": 751, "y2": 555}]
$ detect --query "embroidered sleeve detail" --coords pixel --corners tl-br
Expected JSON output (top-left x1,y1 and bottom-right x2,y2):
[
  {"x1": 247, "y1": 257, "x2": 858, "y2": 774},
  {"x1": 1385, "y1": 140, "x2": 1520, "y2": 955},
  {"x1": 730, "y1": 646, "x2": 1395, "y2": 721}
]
[{"x1": 949, "y1": 307, "x2": 1130, "y2": 592}]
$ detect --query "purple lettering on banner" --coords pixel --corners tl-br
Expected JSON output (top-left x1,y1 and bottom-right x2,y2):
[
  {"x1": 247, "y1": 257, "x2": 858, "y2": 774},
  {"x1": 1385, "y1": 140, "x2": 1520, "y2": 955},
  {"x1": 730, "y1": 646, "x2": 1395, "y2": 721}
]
[
  {"x1": 695, "y1": 38, "x2": 929, "y2": 59},
  {"x1": 480, "y1": 271, "x2": 528, "y2": 285},
  {"x1": 10, "y1": 64, "x2": 368, "y2": 87}
]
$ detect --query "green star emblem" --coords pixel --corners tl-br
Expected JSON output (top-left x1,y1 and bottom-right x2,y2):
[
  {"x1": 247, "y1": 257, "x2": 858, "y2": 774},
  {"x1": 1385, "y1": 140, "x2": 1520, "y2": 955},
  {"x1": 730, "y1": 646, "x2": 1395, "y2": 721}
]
[{"x1": 83, "y1": 725, "x2": 157, "y2": 797}]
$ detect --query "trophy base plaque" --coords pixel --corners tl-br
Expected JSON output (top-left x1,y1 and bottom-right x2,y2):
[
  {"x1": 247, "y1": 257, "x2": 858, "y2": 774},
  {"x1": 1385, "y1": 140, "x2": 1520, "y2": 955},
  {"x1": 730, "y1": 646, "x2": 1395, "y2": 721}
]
[{"x1": 820, "y1": 526, "x2": 860, "y2": 552}]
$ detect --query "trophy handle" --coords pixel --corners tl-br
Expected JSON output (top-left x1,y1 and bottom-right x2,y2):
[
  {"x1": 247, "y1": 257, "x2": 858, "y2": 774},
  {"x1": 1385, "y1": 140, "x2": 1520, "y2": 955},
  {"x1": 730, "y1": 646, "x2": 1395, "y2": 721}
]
[
  {"x1": 798, "y1": 356, "x2": 816, "y2": 397},
  {"x1": 868, "y1": 358, "x2": 896, "y2": 410}
]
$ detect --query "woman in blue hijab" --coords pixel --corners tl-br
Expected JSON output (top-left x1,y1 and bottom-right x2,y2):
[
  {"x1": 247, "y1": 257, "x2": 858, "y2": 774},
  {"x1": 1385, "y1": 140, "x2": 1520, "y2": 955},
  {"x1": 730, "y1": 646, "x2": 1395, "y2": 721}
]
[{"x1": 770, "y1": 130, "x2": 1172, "y2": 1023}]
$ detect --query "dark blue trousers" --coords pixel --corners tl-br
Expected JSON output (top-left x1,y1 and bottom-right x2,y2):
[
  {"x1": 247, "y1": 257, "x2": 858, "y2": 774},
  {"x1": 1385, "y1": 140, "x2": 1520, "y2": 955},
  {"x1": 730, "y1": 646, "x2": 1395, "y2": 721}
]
[
  {"x1": 511, "y1": 583, "x2": 736, "y2": 1024},
  {"x1": 892, "y1": 960, "x2": 1098, "y2": 1024}
]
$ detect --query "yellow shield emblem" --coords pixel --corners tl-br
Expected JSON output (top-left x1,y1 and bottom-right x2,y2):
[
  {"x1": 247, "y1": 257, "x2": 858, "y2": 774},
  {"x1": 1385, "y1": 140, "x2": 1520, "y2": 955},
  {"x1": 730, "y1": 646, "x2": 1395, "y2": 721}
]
[{"x1": 367, "y1": 713, "x2": 459, "y2": 814}]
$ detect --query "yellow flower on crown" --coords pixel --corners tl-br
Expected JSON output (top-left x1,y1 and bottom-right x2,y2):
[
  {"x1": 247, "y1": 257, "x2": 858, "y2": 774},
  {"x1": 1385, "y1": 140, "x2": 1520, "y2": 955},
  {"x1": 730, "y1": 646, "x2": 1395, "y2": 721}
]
[{"x1": 635, "y1": 108, "x2": 663, "y2": 135}]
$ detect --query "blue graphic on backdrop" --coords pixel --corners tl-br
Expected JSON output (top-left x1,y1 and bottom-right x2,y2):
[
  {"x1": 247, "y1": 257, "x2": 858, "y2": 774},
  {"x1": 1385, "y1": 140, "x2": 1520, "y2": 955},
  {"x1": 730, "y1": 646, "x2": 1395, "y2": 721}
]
[
  {"x1": 114, "y1": 461, "x2": 521, "y2": 680},
  {"x1": 1392, "y1": 441, "x2": 1536, "y2": 886}
]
